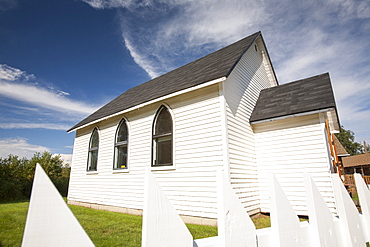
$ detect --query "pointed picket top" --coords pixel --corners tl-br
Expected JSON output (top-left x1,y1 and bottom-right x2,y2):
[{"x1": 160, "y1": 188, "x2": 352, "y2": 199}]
[
  {"x1": 141, "y1": 169, "x2": 193, "y2": 247},
  {"x1": 331, "y1": 174, "x2": 365, "y2": 246},
  {"x1": 217, "y1": 169, "x2": 256, "y2": 247},
  {"x1": 304, "y1": 173, "x2": 338, "y2": 246},
  {"x1": 268, "y1": 173, "x2": 306, "y2": 247},
  {"x1": 22, "y1": 164, "x2": 94, "y2": 247},
  {"x1": 354, "y1": 173, "x2": 370, "y2": 242}
]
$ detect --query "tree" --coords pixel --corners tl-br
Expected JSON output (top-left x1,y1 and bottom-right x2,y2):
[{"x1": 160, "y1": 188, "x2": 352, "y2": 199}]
[
  {"x1": 0, "y1": 151, "x2": 70, "y2": 202},
  {"x1": 28, "y1": 151, "x2": 63, "y2": 181},
  {"x1": 335, "y1": 126, "x2": 364, "y2": 155},
  {"x1": 0, "y1": 155, "x2": 29, "y2": 201}
]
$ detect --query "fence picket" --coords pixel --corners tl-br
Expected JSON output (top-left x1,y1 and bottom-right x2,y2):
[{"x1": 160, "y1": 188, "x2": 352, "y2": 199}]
[
  {"x1": 304, "y1": 173, "x2": 338, "y2": 246},
  {"x1": 332, "y1": 174, "x2": 366, "y2": 246},
  {"x1": 354, "y1": 173, "x2": 370, "y2": 242},
  {"x1": 269, "y1": 173, "x2": 309, "y2": 246},
  {"x1": 141, "y1": 169, "x2": 193, "y2": 247},
  {"x1": 217, "y1": 170, "x2": 257, "y2": 247},
  {"x1": 22, "y1": 164, "x2": 94, "y2": 247}
]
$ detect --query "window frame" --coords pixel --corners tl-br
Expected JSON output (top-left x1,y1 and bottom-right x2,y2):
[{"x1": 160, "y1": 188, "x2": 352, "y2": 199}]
[
  {"x1": 113, "y1": 118, "x2": 129, "y2": 170},
  {"x1": 152, "y1": 105, "x2": 174, "y2": 167},
  {"x1": 87, "y1": 127, "x2": 99, "y2": 172}
]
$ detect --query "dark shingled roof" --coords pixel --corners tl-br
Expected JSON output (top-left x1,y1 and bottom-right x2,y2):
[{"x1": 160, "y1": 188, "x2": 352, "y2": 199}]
[
  {"x1": 69, "y1": 32, "x2": 261, "y2": 132},
  {"x1": 250, "y1": 73, "x2": 336, "y2": 123}
]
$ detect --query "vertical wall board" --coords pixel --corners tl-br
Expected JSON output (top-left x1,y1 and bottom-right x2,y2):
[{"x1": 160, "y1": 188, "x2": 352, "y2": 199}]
[
  {"x1": 22, "y1": 164, "x2": 94, "y2": 247},
  {"x1": 354, "y1": 174, "x2": 370, "y2": 242},
  {"x1": 304, "y1": 173, "x2": 338, "y2": 246},
  {"x1": 217, "y1": 170, "x2": 257, "y2": 247},
  {"x1": 141, "y1": 169, "x2": 193, "y2": 247},
  {"x1": 331, "y1": 174, "x2": 366, "y2": 246},
  {"x1": 268, "y1": 173, "x2": 309, "y2": 247}
]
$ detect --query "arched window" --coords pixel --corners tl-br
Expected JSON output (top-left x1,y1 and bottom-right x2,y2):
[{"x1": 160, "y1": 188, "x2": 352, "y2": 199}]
[
  {"x1": 87, "y1": 128, "x2": 99, "y2": 171},
  {"x1": 114, "y1": 119, "x2": 128, "y2": 169},
  {"x1": 152, "y1": 106, "x2": 173, "y2": 166}
]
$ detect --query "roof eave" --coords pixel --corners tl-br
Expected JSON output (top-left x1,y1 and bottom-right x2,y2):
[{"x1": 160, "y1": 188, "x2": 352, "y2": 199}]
[
  {"x1": 250, "y1": 107, "x2": 338, "y2": 126},
  {"x1": 225, "y1": 32, "x2": 279, "y2": 86},
  {"x1": 225, "y1": 31, "x2": 261, "y2": 77},
  {"x1": 67, "y1": 76, "x2": 227, "y2": 133},
  {"x1": 338, "y1": 154, "x2": 350, "y2": 157},
  {"x1": 258, "y1": 33, "x2": 279, "y2": 86}
]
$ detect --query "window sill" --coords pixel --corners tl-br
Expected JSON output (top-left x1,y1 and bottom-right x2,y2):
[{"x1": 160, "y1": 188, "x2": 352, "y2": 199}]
[
  {"x1": 86, "y1": 171, "x2": 98, "y2": 175},
  {"x1": 151, "y1": 165, "x2": 175, "y2": 171},
  {"x1": 113, "y1": 169, "x2": 130, "y2": 174}
]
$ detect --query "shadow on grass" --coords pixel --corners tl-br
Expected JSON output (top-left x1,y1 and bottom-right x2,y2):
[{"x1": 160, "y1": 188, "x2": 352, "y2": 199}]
[{"x1": 0, "y1": 198, "x2": 30, "y2": 205}]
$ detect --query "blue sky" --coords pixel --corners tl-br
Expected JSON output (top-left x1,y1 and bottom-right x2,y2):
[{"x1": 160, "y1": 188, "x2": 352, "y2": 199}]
[{"x1": 0, "y1": 0, "x2": 369, "y2": 164}]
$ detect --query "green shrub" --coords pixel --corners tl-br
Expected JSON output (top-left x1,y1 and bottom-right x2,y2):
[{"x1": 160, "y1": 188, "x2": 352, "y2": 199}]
[{"x1": 0, "y1": 152, "x2": 70, "y2": 201}]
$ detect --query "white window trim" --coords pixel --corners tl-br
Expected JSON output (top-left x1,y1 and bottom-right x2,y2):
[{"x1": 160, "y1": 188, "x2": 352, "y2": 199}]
[
  {"x1": 113, "y1": 117, "x2": 130, "y2": 172},
  {"x1": 151, "y1": 103, "x2": 176, "y2": 170},
  {"x1": 86, "y1": 127, "x2": 100, "y2": 173}
]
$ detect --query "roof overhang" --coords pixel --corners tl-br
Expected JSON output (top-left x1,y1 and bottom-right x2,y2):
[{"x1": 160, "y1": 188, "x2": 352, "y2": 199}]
[
  {"x1": 250, "y1": 107, "x2": 340, "y2": 132},
  {"x1": 338, "y1": 154, "x2": 350, "y2": 157},
  {"x1": 68, "y1": 76, "x2": 226, "y2": 133}
]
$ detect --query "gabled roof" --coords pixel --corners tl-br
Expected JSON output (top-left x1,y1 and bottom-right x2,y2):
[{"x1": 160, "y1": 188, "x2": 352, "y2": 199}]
[
  {"x1": 250, "y1": 73, "x2": 338, "y2": 124},
  {"x1": 69, "y1": 31, "x2": 263, "y2": 132},
  {"x1": 343, "y1": 153, "x2": 370, "y2": 168},
  {"x1": 334, "y1": 135, "x2": 349, "y2": 156}
]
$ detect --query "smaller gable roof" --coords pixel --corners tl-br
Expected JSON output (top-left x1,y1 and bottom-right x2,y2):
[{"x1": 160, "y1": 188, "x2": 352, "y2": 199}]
[
  {"x1": 343, "y1": 153, "x2": 370, "y2": 168},
  {"x1": 250, "y1": 73, "x2": 337, "y2": 124},
  {"x1": 334, "y1": 135, "x2": 349, "y2": 156},
  {"x1": 69, "y1": 31, "x2": 264, "y2": 132}
]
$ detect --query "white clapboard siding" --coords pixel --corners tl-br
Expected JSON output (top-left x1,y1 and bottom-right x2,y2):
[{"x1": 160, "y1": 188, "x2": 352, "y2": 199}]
[
  {"x1": 68, "y1": 84, "x2": 224, "y2": 219},
  {"x1": 254, "y1": 114, "x2": 336, "y2": 215},
  {"x1": 223, "y1": 37, "x2": 277, "y2": 215}
]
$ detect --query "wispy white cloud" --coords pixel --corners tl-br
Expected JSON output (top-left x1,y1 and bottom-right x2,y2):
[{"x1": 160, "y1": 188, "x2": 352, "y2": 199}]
[
  {"x1": 0, "y1": 137, "x2": 73, "y2": 165},
  {"x1": 0, "y1": 137, "x2": 50, "y2": 158},
  {"x1": 335, "y1": 0, "x2": 370, "y2": 19},
  {"x1": 82, "y1": 0, "x2": 124, "y2": 9},
  {"x1": 0, "y1": 82, "x2": 97, "y2": 116},
  {"x1": 0, "y1": 64, "x2": 101, "y2": 131},
  {"x1": 0, "y1": 64, "x2": 34, "y2": 81},
  {"x1": 84, "y1": 0, "x2": 370, "y2": 79},
  {"x1": 83, "y1": 0, "x2": 370, "y2": 143},
  {"x1": 0, "y1": 102, "x2": 41, "y2": 113},
  {"x1": 1, "y1": 123, "x2": 71, "y2": 130},
  {"x1": 117, "y1": 0, "x2": 267, "y2": 78},
  {"x1": 54, "y1": 153, "x2": 73, "y2": 166},
  {"x1": 122, "y1": 36, "x2": 160, "y2": 78}
]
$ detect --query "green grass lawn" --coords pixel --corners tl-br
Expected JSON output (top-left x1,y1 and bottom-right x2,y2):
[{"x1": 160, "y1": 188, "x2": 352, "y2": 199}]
[
  {"x1": 0, "y1": 200, "x2": 271, "y2": 247},
  {"x1": 0, "y1": 201, "x2": 29, "y2": 247}
]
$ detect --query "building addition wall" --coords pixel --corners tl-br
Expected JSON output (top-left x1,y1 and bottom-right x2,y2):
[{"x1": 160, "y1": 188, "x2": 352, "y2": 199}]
[{"x1": 253, "y1": 113, "x2": 336, "y2": 215}]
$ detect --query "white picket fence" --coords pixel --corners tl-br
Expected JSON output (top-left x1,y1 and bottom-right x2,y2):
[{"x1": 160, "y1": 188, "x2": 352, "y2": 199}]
[
  {"x1": 142, "y1": 170, "x2": 370, "y2": 247},
  {"x1": 22, "y1": 164, "x2": 370, "y2": 246}
]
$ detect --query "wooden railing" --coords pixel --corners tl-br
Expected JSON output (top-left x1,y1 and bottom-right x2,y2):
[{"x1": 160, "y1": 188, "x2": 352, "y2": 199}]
[
  {"x1": 343, "y1": 174, "x2": 370, "y2": 186},
  {"x1": 343, "y1": 174, "x2": 370, "y2": 196}
]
